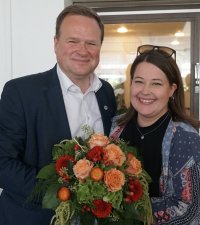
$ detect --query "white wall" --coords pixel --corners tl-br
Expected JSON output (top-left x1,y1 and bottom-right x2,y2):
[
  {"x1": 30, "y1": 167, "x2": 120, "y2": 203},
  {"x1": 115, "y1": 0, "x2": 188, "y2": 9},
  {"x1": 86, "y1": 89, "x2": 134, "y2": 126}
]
[
  {"x1": 0, "y1": 0, "x2": 12, "y2": 95},
  {"x1": 11, "y1": 0, "x2": 65, "y2": 78},
  {"x1": 0, "y1": 0, "x2": 73, "y2": 95},
  {"x1": 0, "y1": 0, "x2": 72, "y2": 195}
]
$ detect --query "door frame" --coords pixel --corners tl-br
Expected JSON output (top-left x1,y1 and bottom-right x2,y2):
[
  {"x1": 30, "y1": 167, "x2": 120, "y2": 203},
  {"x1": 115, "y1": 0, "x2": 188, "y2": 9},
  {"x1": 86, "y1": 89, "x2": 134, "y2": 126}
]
[{"x1": 72, "y1": 0, "x2": 200, "y2": 10}]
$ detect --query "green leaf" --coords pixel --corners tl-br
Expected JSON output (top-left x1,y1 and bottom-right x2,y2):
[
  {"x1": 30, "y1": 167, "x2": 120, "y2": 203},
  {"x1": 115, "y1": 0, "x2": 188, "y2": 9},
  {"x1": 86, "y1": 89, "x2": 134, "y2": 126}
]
[
  {"x1": 123, "y1": 203, "x2": 142, "y2": 223},
  {"x1": 141, "y1": 170, "x2": 152, "y2": 183},
  {"x1": 67, "y1": 160, "x2": 74, "y2": 175},
  {"x1": 37, "y1": 163, "x2": 56, "y2": 179},
  {"x1": 42, "y1": 183, "x2": 60, "y2": 209},
  {"x1": 52, "y1": 139, "x2": 78, "y2": 160}
]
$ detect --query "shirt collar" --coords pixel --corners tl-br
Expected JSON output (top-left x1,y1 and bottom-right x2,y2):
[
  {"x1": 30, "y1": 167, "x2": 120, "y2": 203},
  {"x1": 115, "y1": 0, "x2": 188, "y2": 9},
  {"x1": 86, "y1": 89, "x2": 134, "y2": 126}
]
[{"x1": 56, "y1": 64, "x2": 102, "y2": 93}]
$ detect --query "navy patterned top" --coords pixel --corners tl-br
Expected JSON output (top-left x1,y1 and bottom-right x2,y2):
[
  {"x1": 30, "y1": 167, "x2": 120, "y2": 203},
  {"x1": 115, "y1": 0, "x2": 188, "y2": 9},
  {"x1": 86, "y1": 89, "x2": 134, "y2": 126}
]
[{"x1": 110, "y1": 117, "x2": 200, "y2": 225}]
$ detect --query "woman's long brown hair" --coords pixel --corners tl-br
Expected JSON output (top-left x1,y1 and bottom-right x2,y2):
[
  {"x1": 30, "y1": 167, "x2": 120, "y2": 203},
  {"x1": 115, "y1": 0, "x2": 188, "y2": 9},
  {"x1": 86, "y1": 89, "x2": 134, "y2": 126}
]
[{"x1": 118, "y1": 51, "x2": 200, "y2": 129}]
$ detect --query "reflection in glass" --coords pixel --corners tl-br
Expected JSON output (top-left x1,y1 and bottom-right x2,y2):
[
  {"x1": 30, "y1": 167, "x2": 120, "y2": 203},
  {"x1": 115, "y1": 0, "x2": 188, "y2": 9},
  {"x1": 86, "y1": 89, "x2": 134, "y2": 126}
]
[{"x1": 96, "y1": 22, "x2": 191, "y2": 113}]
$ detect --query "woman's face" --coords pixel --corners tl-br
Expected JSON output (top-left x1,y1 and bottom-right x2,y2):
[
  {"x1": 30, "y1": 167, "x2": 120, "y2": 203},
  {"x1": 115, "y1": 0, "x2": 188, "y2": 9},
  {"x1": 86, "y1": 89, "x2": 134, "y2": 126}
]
[{"x1": 131, "y1": 62, "x2": 177, "y2": 126}]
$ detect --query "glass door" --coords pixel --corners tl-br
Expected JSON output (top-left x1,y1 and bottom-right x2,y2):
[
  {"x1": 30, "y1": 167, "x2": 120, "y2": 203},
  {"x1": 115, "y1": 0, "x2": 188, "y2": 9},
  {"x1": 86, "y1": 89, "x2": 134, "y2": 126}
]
[
  {"x1": 95, "y1": 12, "x2": 200, "y2": 119},
  {"x1": 96, "y1": 21, "x2": 191, "y2": 114}
]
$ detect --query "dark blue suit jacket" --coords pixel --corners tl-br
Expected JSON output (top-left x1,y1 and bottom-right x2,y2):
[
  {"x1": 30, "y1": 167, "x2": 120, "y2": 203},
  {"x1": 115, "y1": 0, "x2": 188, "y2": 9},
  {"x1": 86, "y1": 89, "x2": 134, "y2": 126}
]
[{"x1": 0, "y1": 65, "x2": 116, "y2": 225}]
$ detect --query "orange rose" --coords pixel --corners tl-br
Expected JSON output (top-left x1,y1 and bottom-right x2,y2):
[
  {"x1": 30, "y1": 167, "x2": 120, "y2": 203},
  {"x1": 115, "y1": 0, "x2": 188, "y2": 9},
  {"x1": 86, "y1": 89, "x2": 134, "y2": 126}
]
[
  {"x1": 126, "y1": 153, "x2": 142, "y2": 176},
  {"x1": 104, "y1": 168, "x2": 125, "y2": 192},
  {"x1": 73, "y1": 158, "x2": 94, "y2": 180},
  {"x1": 88, "y1": 134, "x2": 110, "y2": 148},
  {"x1": 103, "y1": 143, "x2": 126, "y2": 166}
]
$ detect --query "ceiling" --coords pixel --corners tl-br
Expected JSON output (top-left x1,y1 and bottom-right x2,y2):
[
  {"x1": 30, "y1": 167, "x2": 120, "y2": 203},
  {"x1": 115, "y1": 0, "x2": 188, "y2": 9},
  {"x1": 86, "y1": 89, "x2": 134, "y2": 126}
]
[
  {"x1": 96, "y1": 21, "x2": 191, "y2": 82},
  {"x1": 105, "y1": 22, "x2": 186, "y2": 36},
  {"x1": 103, "y1": 21, "x2": 190, "y2": 52}
]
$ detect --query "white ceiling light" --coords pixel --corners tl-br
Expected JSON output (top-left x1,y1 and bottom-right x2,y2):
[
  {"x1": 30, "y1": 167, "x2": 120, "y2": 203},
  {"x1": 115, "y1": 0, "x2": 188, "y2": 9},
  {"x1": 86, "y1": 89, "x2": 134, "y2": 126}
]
[
  {"x1": 171, "y1": 40, "x2": 180, "y2": 45},
  {"x1": 117, "y1": 26, "x2": 128, "y2": 33},
  {"x1": 174, "y1": 31, "x2": 184, "y2": 37}
]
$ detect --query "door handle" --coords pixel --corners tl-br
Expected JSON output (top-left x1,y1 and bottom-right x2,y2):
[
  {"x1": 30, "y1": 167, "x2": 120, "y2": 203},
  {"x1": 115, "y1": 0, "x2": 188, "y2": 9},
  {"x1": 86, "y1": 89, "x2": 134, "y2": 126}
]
[{"x1": 195, "y1": 63, "x2": 200, "y2": 93}]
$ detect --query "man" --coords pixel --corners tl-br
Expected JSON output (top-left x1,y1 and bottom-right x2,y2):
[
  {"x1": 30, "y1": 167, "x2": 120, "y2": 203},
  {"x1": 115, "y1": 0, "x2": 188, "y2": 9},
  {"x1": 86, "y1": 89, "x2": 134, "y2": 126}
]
[{"x1": 0, "y1": 5, "x2": 116, "y2": 225}]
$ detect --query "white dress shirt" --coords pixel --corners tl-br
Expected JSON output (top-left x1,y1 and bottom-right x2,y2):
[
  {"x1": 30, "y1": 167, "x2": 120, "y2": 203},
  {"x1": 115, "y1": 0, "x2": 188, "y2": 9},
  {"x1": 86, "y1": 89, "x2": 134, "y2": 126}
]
[{"x1": 57, "y1": 65, "x2": 104, "y2": 138}]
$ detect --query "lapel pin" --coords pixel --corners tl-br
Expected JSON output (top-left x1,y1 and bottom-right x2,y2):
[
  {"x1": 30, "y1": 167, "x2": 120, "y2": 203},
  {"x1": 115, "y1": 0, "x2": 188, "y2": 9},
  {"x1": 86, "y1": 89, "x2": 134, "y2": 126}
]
[{"x1": 104, "y1": 105, "x2": 108, "y2": 110}]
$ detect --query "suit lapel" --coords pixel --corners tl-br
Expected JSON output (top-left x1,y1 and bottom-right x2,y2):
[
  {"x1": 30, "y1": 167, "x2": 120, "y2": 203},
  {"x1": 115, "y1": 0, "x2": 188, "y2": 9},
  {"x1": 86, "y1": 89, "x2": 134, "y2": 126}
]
[
  {"x1": 95, "y1": 87, "x2": 112, "y2": 136},
  {"x1": 45, "y1": 66, "x2": 72, "y2": 139}
]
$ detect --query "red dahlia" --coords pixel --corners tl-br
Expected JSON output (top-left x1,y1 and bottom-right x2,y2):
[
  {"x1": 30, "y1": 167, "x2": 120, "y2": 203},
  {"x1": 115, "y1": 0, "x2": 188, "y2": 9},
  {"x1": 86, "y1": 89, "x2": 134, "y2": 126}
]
[
  {"x1": 56, "y1": 155, "x2": 75, "y2": 179},
  {"x1": 87, "y1": 146, "x2": 103, "y2": 162},
  {"x1": 92, "y1": 199, "x2": 112, "y2": 218}
]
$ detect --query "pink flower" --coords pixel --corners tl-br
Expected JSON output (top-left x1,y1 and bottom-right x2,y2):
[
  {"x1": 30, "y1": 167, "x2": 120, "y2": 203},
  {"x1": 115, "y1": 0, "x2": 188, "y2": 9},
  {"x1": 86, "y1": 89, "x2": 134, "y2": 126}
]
[
  {"x1": 88, "y1": 133, "x2": 109, "y2": 148},
  {"x1": 104, "y1": 168, "x2": 125, "y2": 192},
  {"x1": 103, "y1": 143, "x2": 126, "y2": 166},
  {"x1": 73, "y1": 158, "x2": 93, "y2": 180},
  {"x1": 126, "y1": 153, "x2": 142, "y2": 176}
]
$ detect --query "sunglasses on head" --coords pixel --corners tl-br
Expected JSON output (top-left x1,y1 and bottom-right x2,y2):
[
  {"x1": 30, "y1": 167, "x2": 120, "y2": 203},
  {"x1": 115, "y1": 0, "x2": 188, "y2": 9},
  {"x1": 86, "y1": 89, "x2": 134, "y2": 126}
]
[{"x1": 137, "y1": 44, "x2": 176, "y2": 61}]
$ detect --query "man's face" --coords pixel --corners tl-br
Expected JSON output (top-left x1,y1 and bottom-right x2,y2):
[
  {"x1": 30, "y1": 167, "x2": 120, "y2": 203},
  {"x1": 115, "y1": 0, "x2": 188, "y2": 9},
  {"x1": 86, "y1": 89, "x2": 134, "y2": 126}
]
[{"x1": 54, "y1": 15, "x2": 102, "y2": 82}]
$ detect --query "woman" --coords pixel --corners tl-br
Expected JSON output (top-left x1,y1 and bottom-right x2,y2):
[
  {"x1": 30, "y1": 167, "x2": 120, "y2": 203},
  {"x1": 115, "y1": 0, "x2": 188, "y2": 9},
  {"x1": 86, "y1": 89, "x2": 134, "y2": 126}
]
[{"x1": 110, "y1": 45, "x2": 200, "y2": 224}]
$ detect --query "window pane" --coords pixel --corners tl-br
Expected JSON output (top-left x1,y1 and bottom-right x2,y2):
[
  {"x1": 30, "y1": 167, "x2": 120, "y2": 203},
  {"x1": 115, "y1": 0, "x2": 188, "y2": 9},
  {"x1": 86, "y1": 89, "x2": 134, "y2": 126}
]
[{"x1": 96, "y1": 22, "x2": 191, "y2": 114}]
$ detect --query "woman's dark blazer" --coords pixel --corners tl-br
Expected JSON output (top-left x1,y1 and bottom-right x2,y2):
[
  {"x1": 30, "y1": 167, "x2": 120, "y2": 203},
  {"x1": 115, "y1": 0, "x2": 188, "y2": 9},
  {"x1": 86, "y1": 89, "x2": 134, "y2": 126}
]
[{"x1": 0, "y1": 65, "x2": 116, "y2": 225}]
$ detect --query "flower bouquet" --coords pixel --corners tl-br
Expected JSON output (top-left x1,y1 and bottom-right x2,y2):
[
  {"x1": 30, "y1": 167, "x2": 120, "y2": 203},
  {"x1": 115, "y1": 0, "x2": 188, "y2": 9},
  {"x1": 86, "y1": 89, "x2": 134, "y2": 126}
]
[{"x1": 31, "y1": 130, "x2": 153, "y2": 225}]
